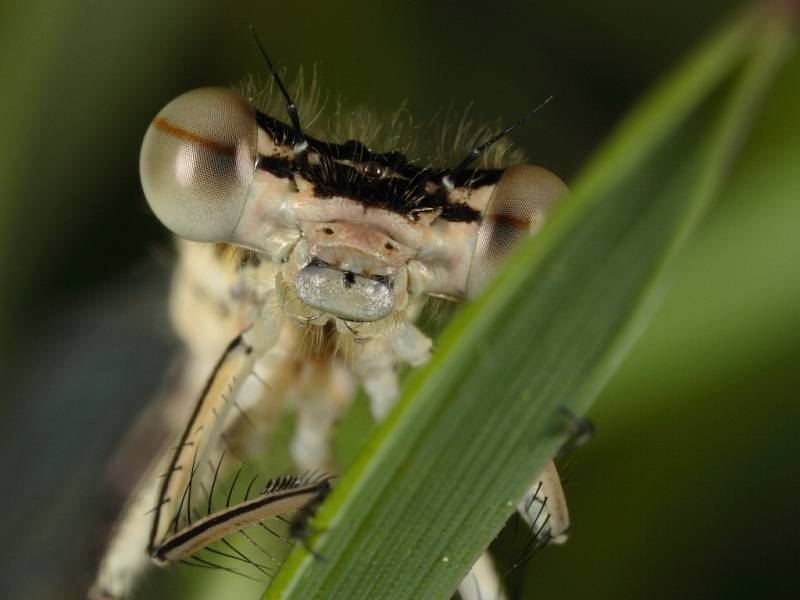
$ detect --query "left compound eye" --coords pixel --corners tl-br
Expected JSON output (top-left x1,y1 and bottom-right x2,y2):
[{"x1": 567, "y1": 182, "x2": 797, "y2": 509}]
[{"x1": 139, "y1": 87, "x2": 258, "y2": 242}]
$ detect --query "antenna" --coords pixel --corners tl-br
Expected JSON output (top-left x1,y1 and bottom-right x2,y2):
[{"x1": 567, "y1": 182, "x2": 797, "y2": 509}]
[
  {"x1": 445, "y1": 95, "x2": 554, "y2": 187},
  {"x1": 249, "y1": 26, "x2": 308, "y2": 153}
]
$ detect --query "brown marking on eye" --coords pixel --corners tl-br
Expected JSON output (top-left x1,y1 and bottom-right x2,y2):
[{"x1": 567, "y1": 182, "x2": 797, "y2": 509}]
[
  {"x1": 323, "y1": 227, "x2": 334, "y2": 235},
  {"x1": 153, "y1": 117, "x2": 237, "y2": 156},
  {"x1": 488, "y1": 212, "x2": 531, "y2": 230},
  {"x1": 385, "y1": 242, "x2": 395, "y2": 251}
]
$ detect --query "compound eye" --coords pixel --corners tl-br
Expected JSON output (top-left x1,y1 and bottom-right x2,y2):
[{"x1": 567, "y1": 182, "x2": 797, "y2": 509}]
[
  {"x1": 466, "y1": 164, "x2": 568, "y2": 298},
  {"x1": 140, "y1": 87, "x2": 258, "y2": 242}
]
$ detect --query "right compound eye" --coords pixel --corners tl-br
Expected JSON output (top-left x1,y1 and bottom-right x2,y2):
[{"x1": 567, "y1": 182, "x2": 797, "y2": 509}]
[
  {"x1": 139, "y1": 87, "x2": 258, "y2": 242},
  {"x1": 466, "y1": 164, "x2": 568, "y2": 298}
]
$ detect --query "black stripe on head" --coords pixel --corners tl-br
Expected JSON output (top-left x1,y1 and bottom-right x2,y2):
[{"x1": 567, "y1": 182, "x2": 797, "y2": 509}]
[{"x1": 255, "y1": 110, "x2": 502, "y2": 223}]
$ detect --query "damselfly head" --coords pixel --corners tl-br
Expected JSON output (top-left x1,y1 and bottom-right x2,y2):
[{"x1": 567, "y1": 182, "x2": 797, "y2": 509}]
[{"x1": 139, "y1": 77, "x2": 567, "y2": 329}]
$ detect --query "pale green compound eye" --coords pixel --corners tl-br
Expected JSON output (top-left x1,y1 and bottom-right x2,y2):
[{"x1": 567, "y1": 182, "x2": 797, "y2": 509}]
[{"x1": 139, "y1": 87, "x2": 258, "y2": 242}]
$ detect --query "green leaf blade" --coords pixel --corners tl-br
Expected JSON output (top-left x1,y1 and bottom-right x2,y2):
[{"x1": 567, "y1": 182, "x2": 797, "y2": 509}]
[{"x1": 266, "y1": 5, "x2": 796, "y2": 599}]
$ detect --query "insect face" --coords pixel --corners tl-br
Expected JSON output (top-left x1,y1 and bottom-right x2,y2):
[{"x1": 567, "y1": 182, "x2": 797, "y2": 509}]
[{"x1": 140, "y1": 87, "x2": 566, "y2": 334}]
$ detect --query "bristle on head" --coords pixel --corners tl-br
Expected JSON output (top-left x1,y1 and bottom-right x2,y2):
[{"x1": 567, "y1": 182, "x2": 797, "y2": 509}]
[{"x1": 237, "y1": 72, "x2": 526, "y2": 170}]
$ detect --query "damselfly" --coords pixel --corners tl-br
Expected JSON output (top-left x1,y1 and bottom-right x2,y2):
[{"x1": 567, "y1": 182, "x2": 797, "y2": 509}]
[{"x1": 90, "y1": 37, "x2": 571, "y2": 600}]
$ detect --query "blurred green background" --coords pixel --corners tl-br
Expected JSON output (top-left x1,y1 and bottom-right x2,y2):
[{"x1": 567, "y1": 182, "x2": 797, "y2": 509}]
[{"x1": 1, "y1": 1, "x2": 797, "y2": 599}]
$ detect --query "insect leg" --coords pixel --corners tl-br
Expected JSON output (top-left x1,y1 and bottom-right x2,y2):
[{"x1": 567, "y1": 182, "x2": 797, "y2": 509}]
[
  {"x1": 149, "y1": 314, "x2": 285, "y2": 551},
  {"x1": 90, "y1": 317, "x2": 281, "y2": 600},
  {"x1": 453, "y1": 463, "x2": 568, "y2": 600},
  {"x1": 89, "y1": 464, "x2": 163, "y2": 600},
  {"x1": 516, "y1": 461, "x2": 569, "y2": 544},
  {"x1": 289, "y1": 359, "x2": 357, "y2": 470},
  {"x1": 557, "y1": 406, "x2": 595, "y2": 458},
  {"x1": 458, "y1": 552, "x2": 508, "y2": 600},
  {"x1": 151, "y1": 475, "x2": 333, "y2": 565}
]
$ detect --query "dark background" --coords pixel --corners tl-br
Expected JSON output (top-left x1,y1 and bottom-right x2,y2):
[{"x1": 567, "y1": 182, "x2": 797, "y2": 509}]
[{"x1": 1, "y1": 1, "x2": 798, "y2": 599}]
